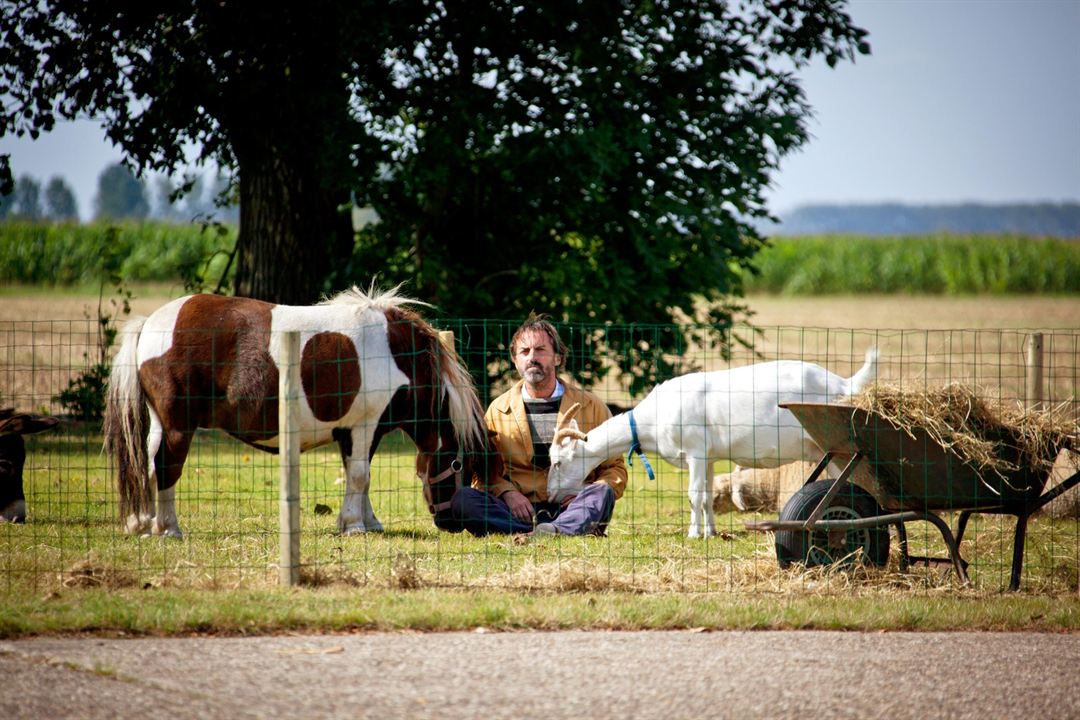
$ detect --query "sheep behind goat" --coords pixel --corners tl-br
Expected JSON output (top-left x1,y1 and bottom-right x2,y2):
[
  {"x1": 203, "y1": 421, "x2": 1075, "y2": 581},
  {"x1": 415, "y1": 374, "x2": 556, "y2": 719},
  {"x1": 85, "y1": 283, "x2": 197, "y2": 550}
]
[
  {"x1": 711, "y1": 460, "x2": 882, "y2": 514},
  {"x1": 547, "y1": 349, "x2": 879, "y2": 538},
  {"x1": 711, "y1": 462, "x2": 819, "y2": 514}
]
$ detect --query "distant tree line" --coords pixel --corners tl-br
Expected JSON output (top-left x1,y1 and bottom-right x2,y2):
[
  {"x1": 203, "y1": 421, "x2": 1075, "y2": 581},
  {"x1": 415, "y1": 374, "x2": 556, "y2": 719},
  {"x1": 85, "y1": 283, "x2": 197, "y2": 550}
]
[
  {"x1": 765, "y1": 202, "x2": 1080, "y2": 237},
  {"x1": 0, "y1": 162, "x2": 238, "y2": 223}
]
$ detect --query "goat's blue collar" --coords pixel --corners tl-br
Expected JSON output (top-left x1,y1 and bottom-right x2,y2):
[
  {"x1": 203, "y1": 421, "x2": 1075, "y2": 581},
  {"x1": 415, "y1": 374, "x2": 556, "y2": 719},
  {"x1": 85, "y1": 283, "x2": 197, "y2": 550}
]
[{"x1": 626, "y1": 410, "x2": 655, "y2": 481}]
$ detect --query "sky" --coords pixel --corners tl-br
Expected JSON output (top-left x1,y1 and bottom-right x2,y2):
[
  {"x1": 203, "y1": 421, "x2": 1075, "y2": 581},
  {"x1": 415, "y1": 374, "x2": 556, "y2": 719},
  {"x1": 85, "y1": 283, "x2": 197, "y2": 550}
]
[
  {"x1": 768, "y1": 0, "x2": 1080, "y2": 212},
  {"x1": 1, "y1": 0, "x2": 1078, "y2": 220}
]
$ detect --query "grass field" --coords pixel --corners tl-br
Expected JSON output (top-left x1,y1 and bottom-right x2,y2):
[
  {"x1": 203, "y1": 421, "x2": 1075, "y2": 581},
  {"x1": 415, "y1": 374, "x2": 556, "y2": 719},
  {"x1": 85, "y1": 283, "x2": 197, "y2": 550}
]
[{"x1": 2, "y1": 290, "x2": 1080, "y2": 634}]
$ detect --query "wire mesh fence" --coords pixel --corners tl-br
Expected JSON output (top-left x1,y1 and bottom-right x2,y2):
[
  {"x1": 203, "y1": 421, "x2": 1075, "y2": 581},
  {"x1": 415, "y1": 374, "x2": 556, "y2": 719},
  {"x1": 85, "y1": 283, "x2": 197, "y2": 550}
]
[{"x1": 1, "y1": 313, "x2": 1078, "y2": 595}]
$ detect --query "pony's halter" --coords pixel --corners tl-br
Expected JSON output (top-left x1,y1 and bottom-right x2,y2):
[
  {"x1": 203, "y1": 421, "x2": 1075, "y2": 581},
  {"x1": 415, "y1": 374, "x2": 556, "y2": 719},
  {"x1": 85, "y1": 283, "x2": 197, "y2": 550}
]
[{"x1": 425, "y1": 456, "x2": 463, "y2": 514}]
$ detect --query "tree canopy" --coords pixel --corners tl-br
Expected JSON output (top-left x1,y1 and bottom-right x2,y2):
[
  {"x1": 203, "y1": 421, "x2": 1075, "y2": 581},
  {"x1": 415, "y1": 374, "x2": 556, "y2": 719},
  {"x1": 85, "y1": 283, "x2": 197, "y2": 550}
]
[
  {"x1": 44, "y1": 176, "x2": 79, "y2": 220},
  {"x1": 350, "y1": 1, "x2": 870, "y2": 390},
  {"x1": 94, "y1": 163, "x2": 149, "y2": 220},
  {"x1": 1, "y1": 0, "x2": 869, "y2": 392},
  {"x1": 10, "y1": 175, "x2": 42, "y2": 219}
]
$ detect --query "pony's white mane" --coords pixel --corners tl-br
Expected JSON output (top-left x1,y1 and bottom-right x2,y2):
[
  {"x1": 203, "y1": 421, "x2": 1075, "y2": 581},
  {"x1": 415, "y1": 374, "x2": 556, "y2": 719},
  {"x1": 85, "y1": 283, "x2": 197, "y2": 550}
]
[
  {"x1": 322, "y1": 281, "x2": 432, "y2": 313},
  {"x1": 324, "y1": 281, "x2": 485, "y2": 451}
]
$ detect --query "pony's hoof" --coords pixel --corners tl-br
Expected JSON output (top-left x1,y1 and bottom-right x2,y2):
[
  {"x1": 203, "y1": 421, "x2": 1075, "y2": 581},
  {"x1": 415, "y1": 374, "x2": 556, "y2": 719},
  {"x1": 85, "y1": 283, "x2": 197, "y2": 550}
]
[
  {"x1": 340, "y1": 524, "x2": 370, "y2": 536},
  {"x1": 125, "y1": 514, "x2": 153, "y2": 535},
  {"x1": 140, "y1": 517, "x2": 184, "y2": 539}
]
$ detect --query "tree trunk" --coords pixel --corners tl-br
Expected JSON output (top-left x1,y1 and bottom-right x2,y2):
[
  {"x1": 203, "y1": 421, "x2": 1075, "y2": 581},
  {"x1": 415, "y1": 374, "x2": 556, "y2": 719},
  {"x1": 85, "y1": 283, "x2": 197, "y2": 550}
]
[{"x1": 232, "y1": 135, "x2": 354, "y2": 305}]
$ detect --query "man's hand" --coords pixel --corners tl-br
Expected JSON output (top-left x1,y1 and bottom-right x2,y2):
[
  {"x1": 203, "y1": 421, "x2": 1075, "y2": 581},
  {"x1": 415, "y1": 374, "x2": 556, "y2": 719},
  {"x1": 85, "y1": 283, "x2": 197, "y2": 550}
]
[
  {"x1": 501, "y1": 490, "x2": 534, "y2": 524},
  {"x1": 560, "y1": 494, "x2": 577, "y2": 511}
]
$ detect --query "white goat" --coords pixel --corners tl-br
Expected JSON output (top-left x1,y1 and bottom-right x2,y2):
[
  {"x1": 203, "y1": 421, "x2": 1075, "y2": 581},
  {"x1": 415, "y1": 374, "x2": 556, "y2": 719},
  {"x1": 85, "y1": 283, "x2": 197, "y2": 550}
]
[{"x1": 548, "y1": 349, "x2": 879, "y2": 538}]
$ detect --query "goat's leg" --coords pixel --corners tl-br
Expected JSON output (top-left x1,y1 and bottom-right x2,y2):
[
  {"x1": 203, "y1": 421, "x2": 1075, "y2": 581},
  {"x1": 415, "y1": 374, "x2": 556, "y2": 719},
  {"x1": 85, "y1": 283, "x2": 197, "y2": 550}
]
[{"x1": 687, "y1": 458, "x2": 716, "y2": 538}]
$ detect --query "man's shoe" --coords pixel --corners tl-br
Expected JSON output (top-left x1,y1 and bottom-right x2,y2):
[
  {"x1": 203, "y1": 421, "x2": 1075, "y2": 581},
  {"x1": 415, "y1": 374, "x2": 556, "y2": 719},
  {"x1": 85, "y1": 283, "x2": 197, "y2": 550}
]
[{"x1": 533, "y1": 522, "x2": 558, "y2": 536}]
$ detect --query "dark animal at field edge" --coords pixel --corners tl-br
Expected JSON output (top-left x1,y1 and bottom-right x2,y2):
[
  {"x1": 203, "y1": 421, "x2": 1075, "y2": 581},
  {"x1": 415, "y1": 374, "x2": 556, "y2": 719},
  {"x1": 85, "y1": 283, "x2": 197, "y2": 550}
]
[{"x1": 0, "y1": 409, "x2": 60, "y2": 523}]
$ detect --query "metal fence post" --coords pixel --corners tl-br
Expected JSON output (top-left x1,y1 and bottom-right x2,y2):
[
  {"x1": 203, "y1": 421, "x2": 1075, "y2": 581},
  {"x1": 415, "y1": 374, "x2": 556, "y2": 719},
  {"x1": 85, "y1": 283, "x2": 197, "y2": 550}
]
[
  {"x1": 1025, "y1": 333, "x2": 1044, "y2": 410},
  {"x1": 278, "y1": 330, "x2": 301, "y2": 586}
]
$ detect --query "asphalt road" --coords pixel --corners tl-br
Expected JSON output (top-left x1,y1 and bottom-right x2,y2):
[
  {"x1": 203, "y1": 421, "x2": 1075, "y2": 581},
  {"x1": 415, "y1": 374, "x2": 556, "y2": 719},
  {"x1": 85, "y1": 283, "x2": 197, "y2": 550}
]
[{"x1": 3, "y1": 630, "x2": 1078, "y2": 719}]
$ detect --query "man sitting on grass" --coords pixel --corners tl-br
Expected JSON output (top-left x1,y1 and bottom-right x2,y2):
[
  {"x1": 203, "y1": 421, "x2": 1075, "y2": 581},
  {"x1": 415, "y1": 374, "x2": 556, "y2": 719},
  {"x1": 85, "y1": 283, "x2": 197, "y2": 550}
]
[{"x1": 449, "y1": 313, "x2": 626, "y2": 538}]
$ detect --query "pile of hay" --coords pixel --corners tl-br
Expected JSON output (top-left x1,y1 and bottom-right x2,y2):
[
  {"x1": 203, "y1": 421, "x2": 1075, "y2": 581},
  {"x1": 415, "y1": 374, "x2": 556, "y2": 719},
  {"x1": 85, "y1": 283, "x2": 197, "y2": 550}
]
[{"x1": 852, "y1": 383, "x2": 1078, "y2": 488}]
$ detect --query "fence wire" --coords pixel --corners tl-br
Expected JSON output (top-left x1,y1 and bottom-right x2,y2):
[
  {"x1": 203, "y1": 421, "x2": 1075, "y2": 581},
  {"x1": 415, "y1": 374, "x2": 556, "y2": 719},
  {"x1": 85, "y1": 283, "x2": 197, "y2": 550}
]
[{"x1": 1, "y1": 317, "x2": 1078, "y2": 595}]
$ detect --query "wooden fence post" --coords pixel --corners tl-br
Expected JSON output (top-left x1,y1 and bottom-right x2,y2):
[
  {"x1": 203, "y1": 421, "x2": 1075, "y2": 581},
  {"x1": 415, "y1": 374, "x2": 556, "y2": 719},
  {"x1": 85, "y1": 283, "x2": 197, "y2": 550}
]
[
  {"x1": 1025, "y1": 333, "x2": 1044, "y2": 410},
  {"x1": 278, "y1": 331, "x2": 301, "y2": 586}
]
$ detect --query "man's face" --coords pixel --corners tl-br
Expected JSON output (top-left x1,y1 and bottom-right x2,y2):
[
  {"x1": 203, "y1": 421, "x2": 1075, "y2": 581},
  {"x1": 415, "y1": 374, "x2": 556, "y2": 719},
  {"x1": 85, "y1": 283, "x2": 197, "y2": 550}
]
[{"x1": 513, "y1": 329, "x2": 561, "y2": 388}]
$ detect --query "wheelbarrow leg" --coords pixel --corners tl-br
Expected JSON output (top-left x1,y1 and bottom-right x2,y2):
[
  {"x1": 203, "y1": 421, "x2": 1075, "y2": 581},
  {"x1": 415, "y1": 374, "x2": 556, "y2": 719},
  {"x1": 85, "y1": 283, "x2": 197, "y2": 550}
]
[
  {"x1": 954, "y1": 510, "x2": 975, "y2": 546},
  {"x1": 895, "y1": 521, "x2": 910, "y2": 572},
  {"x1": 1009, "y1": 512, "x2": 1031, "y2": 592},
  {"x1": 918, "y1": 512, "x2": 970, "y2": 586}
]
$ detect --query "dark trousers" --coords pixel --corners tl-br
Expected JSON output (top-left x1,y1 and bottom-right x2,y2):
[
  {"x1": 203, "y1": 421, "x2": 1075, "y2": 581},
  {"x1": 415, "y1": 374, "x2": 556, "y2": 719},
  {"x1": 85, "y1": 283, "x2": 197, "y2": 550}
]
[{"x1": 441, "y1": 482, "x2": 615, "y2": 537}]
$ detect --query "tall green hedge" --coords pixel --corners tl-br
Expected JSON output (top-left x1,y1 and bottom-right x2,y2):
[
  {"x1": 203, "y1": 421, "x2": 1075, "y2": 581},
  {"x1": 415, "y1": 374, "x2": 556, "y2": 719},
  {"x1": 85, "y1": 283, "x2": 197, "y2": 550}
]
[
  {"x1": 0, "y1": 221, "x2": 235, "y2": 286},
  {"x1": 743, "y1": 234, "x2": 1080, "y2": 294}
]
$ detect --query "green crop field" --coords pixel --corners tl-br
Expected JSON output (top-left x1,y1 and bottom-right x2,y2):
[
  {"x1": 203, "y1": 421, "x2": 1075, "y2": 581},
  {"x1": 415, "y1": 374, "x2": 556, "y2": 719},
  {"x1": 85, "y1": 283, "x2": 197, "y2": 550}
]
[
  {"x1": 745, "y1": 234, "x2": 1080, "y2": 294},
  {"x1": 2, "y1": 222, "x2": 1078, "y2": 295}
]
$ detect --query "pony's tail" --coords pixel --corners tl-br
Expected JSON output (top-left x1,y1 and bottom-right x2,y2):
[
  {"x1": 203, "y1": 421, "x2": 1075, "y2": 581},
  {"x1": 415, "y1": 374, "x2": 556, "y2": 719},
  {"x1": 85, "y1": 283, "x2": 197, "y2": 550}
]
[{"x1": 103, "y1": 316, "x2": 152, "y2": 527}]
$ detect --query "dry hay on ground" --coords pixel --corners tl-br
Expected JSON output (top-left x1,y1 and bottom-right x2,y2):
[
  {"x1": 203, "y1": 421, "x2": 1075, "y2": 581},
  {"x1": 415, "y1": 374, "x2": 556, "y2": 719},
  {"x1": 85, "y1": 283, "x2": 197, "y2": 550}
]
[{"x1": 60, "y1": 559, "x2": 139, "y2": 590}]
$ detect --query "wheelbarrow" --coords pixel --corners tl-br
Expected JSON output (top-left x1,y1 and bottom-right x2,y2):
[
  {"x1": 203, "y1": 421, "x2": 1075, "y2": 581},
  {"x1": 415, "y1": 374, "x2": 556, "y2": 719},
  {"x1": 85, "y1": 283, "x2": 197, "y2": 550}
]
[{"x1": 745, "y1": 402, "x2": 1080, "y2": 591}]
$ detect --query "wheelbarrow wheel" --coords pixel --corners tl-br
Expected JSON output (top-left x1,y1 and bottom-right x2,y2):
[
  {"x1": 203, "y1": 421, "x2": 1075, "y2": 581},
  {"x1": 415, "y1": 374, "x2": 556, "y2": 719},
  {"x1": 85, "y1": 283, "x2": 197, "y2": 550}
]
[{"x1": 775, "y1": 481, "x2": 890, "y2": 568}]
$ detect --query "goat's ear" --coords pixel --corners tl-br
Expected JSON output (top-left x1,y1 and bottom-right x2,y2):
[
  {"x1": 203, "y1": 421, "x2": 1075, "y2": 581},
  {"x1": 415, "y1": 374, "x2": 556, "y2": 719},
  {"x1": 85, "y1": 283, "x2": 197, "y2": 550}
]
[{"x1": 0, "y1": 414, "x2": 59, "y2": 436}]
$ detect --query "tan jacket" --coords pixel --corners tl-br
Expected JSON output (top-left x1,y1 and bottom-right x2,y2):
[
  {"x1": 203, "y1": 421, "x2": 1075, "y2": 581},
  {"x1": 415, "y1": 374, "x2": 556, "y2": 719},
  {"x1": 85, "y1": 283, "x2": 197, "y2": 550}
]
[{"x1": 479, "y1": 379, "x2": 628, "y2": 502}]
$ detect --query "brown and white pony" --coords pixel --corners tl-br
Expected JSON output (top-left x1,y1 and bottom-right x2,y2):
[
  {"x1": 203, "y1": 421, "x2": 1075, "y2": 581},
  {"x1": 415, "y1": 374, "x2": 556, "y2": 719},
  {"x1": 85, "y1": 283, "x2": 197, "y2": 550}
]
[{"x1": 104, "y1": 284, "x2": 498, "y2": 537}]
